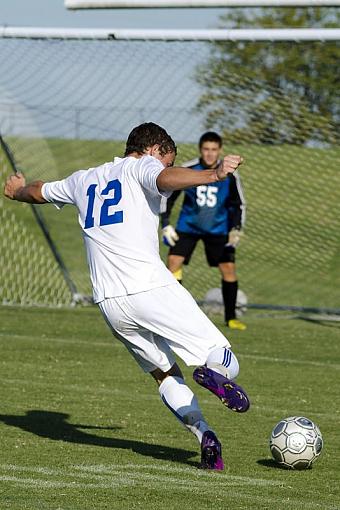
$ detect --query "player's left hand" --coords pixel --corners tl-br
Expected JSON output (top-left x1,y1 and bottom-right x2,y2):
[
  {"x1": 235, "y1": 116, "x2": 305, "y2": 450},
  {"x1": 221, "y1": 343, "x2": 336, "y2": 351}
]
[
  {"x1": 227, "y1": 228, "x2": 244, "y2": 248},
  {"x1": 4, "y1": 172, "x2": 26, "y2": 200},
  {"x1": 216, "y1": 155, "x2": 243, "y2": 181}
]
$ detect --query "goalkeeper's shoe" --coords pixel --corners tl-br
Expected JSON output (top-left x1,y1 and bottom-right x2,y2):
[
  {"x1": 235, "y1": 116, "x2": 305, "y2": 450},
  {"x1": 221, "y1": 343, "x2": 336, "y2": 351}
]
[
  {"x1": 227, "y1": 319, "x2": 247, "y2": 331},
  {"x1": 193, "y1": 365, "x2": 250, "y2": 413},
  {"x1": 200, "y1": 430, "x2": 224, "y2": 470}
]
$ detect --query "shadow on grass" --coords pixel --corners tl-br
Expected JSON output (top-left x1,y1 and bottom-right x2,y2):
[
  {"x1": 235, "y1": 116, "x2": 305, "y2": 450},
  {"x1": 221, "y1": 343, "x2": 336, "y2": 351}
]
[
  {"x1": 0, "y1": 410, "x2": 198, "y2": 466},
  {"x1": 297, "y1": 316, "x2": 340, "y2": 329},
  {"x1": 257, "y1": 458, "x2": 288, "y2": 470}
]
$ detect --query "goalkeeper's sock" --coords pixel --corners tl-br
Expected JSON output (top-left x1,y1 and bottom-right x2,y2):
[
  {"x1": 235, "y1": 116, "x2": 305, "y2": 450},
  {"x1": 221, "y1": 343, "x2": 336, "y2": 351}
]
[
  {"x1": 222, "y1": 280, "x2": 238, "y2": 322},
  {"x1": 159, "y1": 376, "x2": 210, "y2": 443}
]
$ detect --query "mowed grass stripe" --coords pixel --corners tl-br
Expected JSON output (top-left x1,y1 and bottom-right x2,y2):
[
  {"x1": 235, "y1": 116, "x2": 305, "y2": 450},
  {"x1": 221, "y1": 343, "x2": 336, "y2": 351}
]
[
  {"x1": 0, "y1": 462, "x2": 294, "y2": 488},
  {"x1": 1, "y1": 465, "x2": 339, "y2": 510},
  {"x1": 73, "y1": 462, "x2": 283, "y2": 485},
  {"x1": 0, "y1": 375, "x2": 339, "y2": 420},
  {"x1": 242, "y1": 353, "x2": 340, "y2": 370},
  {"x1": 0, "y1": 332, "x2": 113, "y2": 348},
  {"x1": 0, "y1": 475, "x2": 125, "y2": 489},
  {"x1": 1, "y1": 332, "x2": 339, "y2": 370},
  {"x1": 0, "y1": 378, "x2": 160, "y2": 400},
  {"x1": 1, "y1": 480, "x2": 337, "y2": 510}
]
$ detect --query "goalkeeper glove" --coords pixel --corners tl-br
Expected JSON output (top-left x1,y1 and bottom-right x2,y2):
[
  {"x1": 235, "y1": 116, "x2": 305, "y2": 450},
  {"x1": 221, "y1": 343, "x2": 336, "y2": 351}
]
[
  {"x1": 162, "y1": 225, "x2": 179, "y2": 247},
  {"x1": 226, "y1": 228, "x2": 244, "y2": 248}
]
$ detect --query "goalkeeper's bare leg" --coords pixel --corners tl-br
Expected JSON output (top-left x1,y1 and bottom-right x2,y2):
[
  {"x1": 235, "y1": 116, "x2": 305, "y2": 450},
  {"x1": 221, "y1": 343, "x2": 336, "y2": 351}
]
[{"x1": 167, "y1": 254, "x2": 185, "y2": 284}]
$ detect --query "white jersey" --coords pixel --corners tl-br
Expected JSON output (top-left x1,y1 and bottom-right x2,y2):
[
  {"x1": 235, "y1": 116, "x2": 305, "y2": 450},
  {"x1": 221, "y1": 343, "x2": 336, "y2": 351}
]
[{"x1": 41, "y1": 155, "x2": 176, "y2": 302}]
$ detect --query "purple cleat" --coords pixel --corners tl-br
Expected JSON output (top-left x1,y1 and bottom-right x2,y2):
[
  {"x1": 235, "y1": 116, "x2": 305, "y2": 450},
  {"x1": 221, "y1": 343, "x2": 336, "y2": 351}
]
[
  {"x1": 193, "y1": 365, "x2": 250, "y2": 413},
  {"x1": 201, "y1": 430, "x2": 224, "y2": 470}
]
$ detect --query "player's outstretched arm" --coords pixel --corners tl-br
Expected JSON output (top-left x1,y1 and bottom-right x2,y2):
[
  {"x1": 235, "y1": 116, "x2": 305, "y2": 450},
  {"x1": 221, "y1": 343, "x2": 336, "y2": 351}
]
[
  {"x1": 157, "y1": 155, "x2": 243, "y2": 192},
  {"x1": 4, "y1": 173, "x2": 47, "y2": 204}
]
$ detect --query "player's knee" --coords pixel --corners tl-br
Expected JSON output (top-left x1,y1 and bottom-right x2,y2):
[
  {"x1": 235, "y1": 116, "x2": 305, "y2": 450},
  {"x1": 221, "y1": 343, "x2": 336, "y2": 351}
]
[
  {"x1": 219, "y1": 262, "x2": 236, "y2": 280},
  {"x1": 206, "y1": 347, "x2": 240, "y2": 380}
]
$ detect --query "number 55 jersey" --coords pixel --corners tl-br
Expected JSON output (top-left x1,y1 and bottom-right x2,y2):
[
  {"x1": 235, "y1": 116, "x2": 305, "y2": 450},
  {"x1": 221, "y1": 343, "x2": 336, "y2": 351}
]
[{"x1": 160, "y1": 159, "x2": 245, "y2": 236}]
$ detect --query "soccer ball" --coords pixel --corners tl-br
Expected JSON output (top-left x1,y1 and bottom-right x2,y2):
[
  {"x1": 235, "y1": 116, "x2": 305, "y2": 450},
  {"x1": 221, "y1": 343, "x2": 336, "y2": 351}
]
[
  {"x1": 270, "y1": 416, "x2": 323, "y2": 470},
  {"x1": 203, "y1": 287, "x2": 248, "y2": 317},
  {"x1": 236, "y1": 289, "x2": 248, "y2": 317}
]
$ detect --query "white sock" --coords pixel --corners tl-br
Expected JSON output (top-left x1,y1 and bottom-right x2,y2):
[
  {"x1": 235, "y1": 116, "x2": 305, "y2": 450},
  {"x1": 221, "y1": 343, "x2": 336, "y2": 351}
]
[
  {"x1": 206, "y1": 347, "x2": 240, "y2": 380},
  {"x1": 159, "y1": 376, "x2": 211, "y2": 443}
]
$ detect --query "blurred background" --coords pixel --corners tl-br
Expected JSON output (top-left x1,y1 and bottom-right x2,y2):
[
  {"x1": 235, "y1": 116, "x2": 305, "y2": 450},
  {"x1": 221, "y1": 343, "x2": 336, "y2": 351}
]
[{"x1": 0, "y1": 1, "x2": 339, "y2": 315}]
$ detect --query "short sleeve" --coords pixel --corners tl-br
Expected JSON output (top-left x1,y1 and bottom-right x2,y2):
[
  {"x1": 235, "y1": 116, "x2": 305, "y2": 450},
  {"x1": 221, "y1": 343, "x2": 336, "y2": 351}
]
[
  {"x1": 135, "y1": 156, "x2": 172, "y2": 199},
  {"x1": 41, "y1": 169, "x2": 86, "y2": 208}
]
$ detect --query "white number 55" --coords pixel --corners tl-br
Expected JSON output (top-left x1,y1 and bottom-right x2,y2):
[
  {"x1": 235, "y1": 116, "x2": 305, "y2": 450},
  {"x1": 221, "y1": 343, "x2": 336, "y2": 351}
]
[{"x1": 196, "y1": 185, "x2": 218, "y2": 208}]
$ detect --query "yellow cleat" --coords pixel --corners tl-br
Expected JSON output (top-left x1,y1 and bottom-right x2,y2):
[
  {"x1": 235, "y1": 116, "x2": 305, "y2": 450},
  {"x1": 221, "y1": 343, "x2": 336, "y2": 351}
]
[{"x1": 227, "y1": 319, "x2": 247, "y2": 331}]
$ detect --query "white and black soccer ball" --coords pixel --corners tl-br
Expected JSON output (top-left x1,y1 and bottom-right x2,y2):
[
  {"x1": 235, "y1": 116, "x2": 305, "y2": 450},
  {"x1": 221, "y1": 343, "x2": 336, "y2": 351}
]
[
  {"x1": 270, "y1": 416, "x2": 323, "y2": 470},
  {"x1": 236, "y1": 289, "x2": 248, "y2": 317},
  {"x1": 203, "y1": 288, "x2": 248, "y2": 317}
]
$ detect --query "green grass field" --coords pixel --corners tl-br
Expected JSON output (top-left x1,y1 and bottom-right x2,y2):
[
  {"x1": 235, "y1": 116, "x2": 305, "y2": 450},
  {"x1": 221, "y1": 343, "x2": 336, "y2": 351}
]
[
  {"x1": 0, "y1": 305, "x2": 339, "y2": 510},
  {"x1": 1, "y1": 136, "x2": 340, "y2": 507}
]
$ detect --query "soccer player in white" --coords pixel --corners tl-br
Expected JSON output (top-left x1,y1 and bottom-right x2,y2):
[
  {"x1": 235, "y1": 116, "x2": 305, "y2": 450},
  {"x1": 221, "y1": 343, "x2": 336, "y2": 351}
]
[{"x1": 4, "y1": 122, "x2": 249, "y2": 470}]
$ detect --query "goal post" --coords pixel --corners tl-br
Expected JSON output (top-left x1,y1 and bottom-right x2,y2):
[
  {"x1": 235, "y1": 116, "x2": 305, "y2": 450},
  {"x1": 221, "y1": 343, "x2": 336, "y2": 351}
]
[
  {"x1": 2, "y1": 26, "x2": 340, "y2": 41},
  {"x1": 0, "y1": 28, "x2": 339, "y2": 312},
  {"x1": 64, "y1": 0, "x2": 340, "y2": 9}
]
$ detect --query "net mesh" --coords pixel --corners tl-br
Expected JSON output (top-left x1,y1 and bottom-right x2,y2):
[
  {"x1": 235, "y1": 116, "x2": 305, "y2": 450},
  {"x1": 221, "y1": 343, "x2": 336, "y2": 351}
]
[
  {"x1": 0, "y1": 36, "x2": 339, "y2": 310},
  {"x1": 0, "y1": 148, "x2": 71, "y2": 306}
]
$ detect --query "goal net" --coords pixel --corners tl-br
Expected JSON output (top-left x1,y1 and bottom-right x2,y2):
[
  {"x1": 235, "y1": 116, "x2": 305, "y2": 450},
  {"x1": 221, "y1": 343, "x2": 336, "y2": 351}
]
[
  {"x1": 0, "y1": 143, "x2": 71, "y2": 306},
  {"x1": 0, "y1": 32, "x2": 339, "y2": 311}
]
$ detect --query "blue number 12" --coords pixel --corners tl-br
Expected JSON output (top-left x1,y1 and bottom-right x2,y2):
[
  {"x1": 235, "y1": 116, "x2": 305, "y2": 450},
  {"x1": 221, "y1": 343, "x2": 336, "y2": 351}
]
[{"x1": 84, "y1": 179, "x2": 123, "y2": 229}]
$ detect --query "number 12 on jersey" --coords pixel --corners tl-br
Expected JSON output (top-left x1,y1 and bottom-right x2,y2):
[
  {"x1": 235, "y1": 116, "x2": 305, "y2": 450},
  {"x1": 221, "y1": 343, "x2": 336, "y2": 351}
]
[{"x1": 84, "y1": 179, "x2": 123, "y2": 229}]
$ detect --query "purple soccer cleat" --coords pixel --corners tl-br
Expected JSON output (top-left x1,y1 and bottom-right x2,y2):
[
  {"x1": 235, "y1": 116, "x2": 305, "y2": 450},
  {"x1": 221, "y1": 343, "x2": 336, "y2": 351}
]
[
  {"x1": 201, "y1": 430, "x2": 224, "y2": 470},
  {"x1": 193, "y1": 365, "x2": 250, "y2": 413}
]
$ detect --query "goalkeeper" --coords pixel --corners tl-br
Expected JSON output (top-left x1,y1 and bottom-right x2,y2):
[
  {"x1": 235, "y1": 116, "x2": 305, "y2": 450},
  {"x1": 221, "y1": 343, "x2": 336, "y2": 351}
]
[{"x1": 161, "y1": 131, "x2": 246, "y2": 331}]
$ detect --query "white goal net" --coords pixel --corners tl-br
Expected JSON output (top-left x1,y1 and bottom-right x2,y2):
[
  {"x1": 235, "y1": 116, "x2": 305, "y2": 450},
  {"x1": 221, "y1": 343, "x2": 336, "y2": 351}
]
[{"x1": 0, "y1": 32, "x2": 339, "y2": 311}]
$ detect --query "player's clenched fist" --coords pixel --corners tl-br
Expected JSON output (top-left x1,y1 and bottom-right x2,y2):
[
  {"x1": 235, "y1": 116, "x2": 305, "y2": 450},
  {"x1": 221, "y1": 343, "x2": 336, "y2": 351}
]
[
  {"x1": 216, "y1": 155, "x2": 243, "y2": 181},
  {"x1": 4, "y1": 172, "x2": 26, "y2": 200}
]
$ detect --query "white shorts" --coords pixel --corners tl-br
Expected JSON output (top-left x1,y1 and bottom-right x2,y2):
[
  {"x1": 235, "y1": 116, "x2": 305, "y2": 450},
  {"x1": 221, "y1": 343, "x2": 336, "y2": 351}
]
[{"x1": 98, "y1": 282, "x2": 230, "y2": 373}]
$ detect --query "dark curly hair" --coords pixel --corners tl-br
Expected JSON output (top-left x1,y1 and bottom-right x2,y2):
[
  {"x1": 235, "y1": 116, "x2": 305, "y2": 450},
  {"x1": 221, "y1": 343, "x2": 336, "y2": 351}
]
[{"x1": 124, "y1": 122, "x2": 177, "y2": 157}]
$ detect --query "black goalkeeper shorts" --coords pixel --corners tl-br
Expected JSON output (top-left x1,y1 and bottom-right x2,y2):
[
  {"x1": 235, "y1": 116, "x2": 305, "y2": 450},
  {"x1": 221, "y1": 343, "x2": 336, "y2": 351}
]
[{"x1": 169, "y1": 231, "x2": 236, "y2": 267}]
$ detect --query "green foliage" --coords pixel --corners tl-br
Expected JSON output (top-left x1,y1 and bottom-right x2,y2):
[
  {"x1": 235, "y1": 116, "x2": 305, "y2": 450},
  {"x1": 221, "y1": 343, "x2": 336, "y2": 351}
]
[
  {"x1": 0, "y1": 305, "x2": 339, "y2": 509},
  {"x1": 196, "y1": 7, "x2": 340, "y2": 144}
]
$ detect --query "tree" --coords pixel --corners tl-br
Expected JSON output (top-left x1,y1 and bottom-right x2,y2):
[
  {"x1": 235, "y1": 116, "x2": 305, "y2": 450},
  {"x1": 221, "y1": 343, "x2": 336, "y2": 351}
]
[{"x1": 196, "y1": 7, "x2": 340, "y2": 145}]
